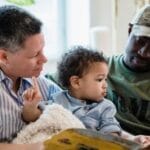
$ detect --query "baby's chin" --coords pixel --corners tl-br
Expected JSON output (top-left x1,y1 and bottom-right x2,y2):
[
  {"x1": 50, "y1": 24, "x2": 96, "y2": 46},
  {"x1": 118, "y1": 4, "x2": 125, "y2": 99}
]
[
  {"x1": 80, "y1": 96, "x2": 104, "y2": 103},
  {"x1": 95, "y1": 98, "x2": 104, "y2": 102},
  {"x1": 90, "y1": 97, "x2": 104, "y2": 103}
]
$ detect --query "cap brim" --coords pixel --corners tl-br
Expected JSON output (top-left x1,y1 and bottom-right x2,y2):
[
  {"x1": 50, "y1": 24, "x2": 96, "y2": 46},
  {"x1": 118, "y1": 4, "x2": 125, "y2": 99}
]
[{"x1": 132, "y1": 25, "x2": 150, "y2": 37}]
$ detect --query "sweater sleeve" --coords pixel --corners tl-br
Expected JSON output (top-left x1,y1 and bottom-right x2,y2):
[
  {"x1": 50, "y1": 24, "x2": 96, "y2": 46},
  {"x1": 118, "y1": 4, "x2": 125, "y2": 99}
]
[{"x1": 98, "y1": 100, "x2": 121, "y2": 134}]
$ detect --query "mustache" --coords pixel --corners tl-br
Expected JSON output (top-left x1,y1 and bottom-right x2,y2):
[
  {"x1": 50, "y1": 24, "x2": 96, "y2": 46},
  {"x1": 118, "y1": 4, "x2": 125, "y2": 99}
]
[{"x1": 131, "y1": 55, "x2": 150, "y2": 63}]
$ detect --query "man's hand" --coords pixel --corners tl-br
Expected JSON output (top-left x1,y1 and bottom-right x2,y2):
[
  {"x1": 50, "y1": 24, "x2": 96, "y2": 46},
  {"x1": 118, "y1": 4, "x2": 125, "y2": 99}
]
[
  {"x1": 22, "y1": 77, "x2": 43, "y2": 122},
  {"x1": 23, "y1": 76, "x2": 42, "y2": 106}
]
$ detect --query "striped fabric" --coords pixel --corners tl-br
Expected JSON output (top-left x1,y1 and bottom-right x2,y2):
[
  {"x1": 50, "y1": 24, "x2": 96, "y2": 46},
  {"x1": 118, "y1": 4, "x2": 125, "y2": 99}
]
[{"x1": 0, "y1": 70, "x2": 61, "y2": 142}]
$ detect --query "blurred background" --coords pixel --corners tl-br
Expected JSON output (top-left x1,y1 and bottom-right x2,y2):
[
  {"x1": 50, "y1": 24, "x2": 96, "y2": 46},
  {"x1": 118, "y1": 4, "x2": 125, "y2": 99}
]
[{"x1": 0, "y1": 0, "x2": 150, "y2": 74}]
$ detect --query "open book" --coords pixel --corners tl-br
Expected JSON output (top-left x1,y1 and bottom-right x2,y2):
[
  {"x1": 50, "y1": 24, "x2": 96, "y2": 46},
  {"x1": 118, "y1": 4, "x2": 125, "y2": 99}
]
[{"x1": 44, "y1": 128, "x2": 141, "y2": 150}]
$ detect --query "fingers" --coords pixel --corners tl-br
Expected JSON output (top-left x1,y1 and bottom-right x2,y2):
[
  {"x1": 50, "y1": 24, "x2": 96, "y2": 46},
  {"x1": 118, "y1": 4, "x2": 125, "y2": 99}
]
[
  {"x1": 23, "y1": 88, "x2": 34, "y2": 101},
  {"x1": 23, "y1": 77, "x2": 42, "y2": 102},
  {"x1": 32, "y1": 76, "x2": 39, "y2": 91},
  {"x1": 28, "y1": 88, "x2": 34, "y2": 100},
  {"x1": 22, "y1": 90, "x2": 28, "y2": 100},
  {"x1": 32, "y1": 76, "x2": 42, "y2": 101},
  {"x1": 135, "y1": 135, "x2": 150, "y2": 148}
]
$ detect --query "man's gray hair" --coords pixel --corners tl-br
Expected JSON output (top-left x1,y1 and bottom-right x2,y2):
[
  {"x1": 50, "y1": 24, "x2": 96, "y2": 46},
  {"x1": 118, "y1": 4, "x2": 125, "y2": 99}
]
[{"x1": 0, "y1": 5, "x2": 42, "y2": 53}]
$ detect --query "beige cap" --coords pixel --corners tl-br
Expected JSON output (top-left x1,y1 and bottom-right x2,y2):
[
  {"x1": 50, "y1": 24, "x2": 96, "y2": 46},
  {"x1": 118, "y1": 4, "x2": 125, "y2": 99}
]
[
  {"x1": 132, "y1": 25, "x2": 150, "y2": 37},
  {"x1": 130, "y1": 5, "x2": 150, "y2": 26}
]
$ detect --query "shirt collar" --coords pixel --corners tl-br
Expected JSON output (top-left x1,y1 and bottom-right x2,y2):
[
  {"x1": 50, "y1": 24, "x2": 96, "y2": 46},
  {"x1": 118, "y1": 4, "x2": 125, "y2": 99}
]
[
  {"x1": 0, "y1": 69, "x2": 6, "y2": 82},
  {"x1": 65, "y1": 90, "x2": 86, "y2": 106},
  {"x1": 65, "y1": 90, "x2": 103, "y2": 106}
]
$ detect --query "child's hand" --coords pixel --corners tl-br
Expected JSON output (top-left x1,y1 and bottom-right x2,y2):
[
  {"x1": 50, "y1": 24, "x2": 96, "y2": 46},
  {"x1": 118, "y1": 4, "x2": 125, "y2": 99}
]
[
  {"x1": 133, "y1": 135, "x2": 150, "y2": 148},
  {"x1": 23, "y1": 77, "x2": 42, "y2": 107}
]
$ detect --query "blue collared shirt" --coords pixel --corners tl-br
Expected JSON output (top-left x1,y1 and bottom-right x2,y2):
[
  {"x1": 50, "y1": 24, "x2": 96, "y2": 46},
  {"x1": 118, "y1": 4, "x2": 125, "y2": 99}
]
[
  {"x1": 49, "y1": 90, "x2": 121, "y2": 134},
  {"x1": 0, "y1": 69, "x2": 61, "y2": 142}
]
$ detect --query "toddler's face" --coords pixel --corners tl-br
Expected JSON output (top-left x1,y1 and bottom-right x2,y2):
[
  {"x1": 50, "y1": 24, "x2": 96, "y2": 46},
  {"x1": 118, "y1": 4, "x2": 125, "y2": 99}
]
[{"x1": 75, "y1": 62, "x2": 109, "y2": 102}]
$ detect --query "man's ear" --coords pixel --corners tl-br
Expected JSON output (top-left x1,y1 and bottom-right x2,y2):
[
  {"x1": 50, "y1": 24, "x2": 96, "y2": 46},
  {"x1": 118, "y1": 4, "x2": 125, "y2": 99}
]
[
  {"x1": 69, "y1": 76, "x2": 80, "y2": 89},
  {"x1": 0, "y1": 49, "x2": 8, "y2": 64},
  {"x1": 128, "y1": 23, "x2": 133, "y2": 35}
]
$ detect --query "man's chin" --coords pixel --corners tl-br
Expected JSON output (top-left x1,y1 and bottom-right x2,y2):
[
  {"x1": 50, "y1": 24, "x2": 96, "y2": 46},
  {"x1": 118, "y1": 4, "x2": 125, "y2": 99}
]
[
  {"x1": 129, "y1": 64, "x2": 150, "y2": 72},
  {"x1": 26, "y1": 72, "x2": 41, "y2": 78},
  {"x1": 34, "y1": 72, "x2": 41, "y2": 77},
  {"x1": 33, "y1": 69, "x2": 43, "y2": 76}
]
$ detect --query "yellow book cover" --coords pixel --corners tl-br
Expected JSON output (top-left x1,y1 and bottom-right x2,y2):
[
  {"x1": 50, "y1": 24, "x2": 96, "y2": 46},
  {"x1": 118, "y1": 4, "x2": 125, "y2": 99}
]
[{"x1": 44, "y1": 128, "x2": 141, "y2": 150}]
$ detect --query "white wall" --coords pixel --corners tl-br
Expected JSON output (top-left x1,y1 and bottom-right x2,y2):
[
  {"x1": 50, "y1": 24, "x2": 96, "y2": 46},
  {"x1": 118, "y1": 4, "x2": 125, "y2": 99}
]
[
  {"x1": 88, "y1": 0, "x2": 148, "y2": 55},
  {"x1": 115, "y1": 0, "x2": 136, "y2": 54},
  {"x1": 65, "y1": 0, "x2": 90, "y2": 48},
  {"x1": 89, "y1": 0, "x2": 113, "y2": 55}
]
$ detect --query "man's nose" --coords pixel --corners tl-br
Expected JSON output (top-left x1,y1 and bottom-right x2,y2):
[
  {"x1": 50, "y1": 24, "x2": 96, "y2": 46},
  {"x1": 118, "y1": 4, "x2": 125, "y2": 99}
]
[
  {"x1": 42, "y1": 54, "x2": 48, "y2": 63},
  {"x1": 138, "y1": 44, "x2": 150, "y2": 58},
  {"x1": 38, "y1": 53, "x2": 48, "y2": 64}
]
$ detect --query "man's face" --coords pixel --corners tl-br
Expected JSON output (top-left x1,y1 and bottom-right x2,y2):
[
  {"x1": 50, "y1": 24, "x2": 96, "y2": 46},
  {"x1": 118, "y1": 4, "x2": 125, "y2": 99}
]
[
  {"x1": 124, "y1": 32, "x2": 150, "y2": 72},
  {"x1": 4, "y1": 33, "x2": 47, "y2": 79}
]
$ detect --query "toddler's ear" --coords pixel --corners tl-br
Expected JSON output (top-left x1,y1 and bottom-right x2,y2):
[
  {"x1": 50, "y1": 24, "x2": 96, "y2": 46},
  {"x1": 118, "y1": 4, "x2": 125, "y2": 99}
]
[{"x1": 69, "y1": 76, "x2": 80, "y2": 89}]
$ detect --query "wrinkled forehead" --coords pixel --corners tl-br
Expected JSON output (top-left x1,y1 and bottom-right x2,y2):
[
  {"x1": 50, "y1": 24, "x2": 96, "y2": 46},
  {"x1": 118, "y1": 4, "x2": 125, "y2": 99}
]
[{"x1": 132, "y1": 25, "x2": 150, "y2": 37}]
